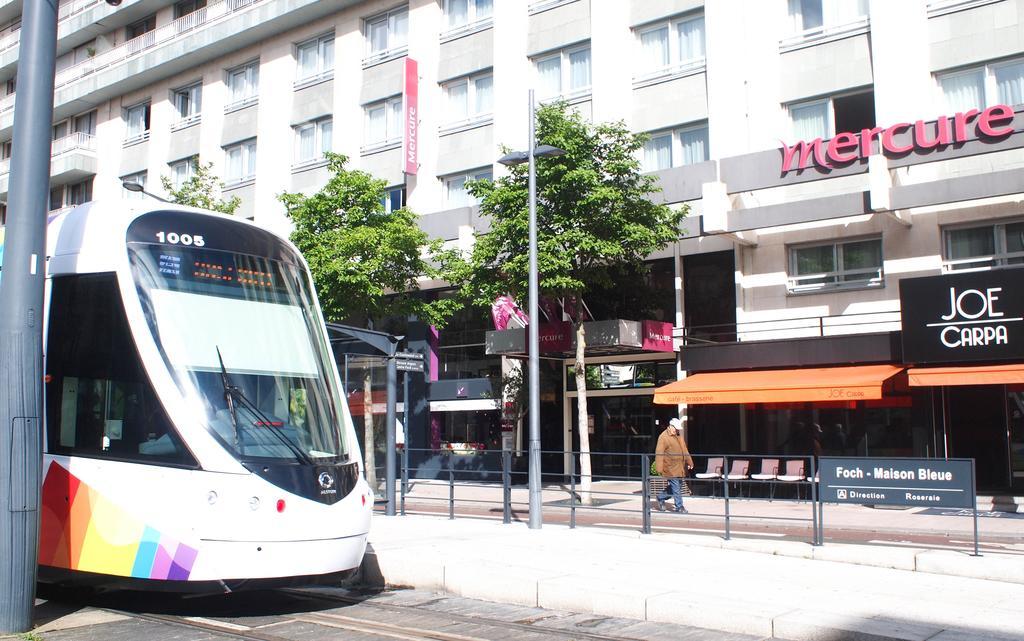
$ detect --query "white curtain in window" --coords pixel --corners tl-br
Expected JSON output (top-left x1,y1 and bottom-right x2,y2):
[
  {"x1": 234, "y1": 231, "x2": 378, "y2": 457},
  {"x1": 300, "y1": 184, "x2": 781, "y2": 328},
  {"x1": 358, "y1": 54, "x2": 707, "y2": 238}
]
[
  {"x1": 536, "y1": 56, "x2": 560, "y2": 98},
  {"x1": 643, "y1": 134, "x2": 672, "y2": 172},
  {"x1": 387, "y1": 99, "x2": 403, "y2": 140},
  {"x1": 791, "y1": 101, "x2": 828, "y2": 140},
  {"x1": 127, "y1": 107, "x2": 145, "y2": 136},
  {"x1": 368, "y1": 19, "x2": 388, "y2": 53},
  {"x1": 321, "y1": 38, "x2": 334, "y2": 72},
  {"x1": 475, "y1": 0, "x2": 492, "y2": 19},
  {"x1": 226, "y1": 146, "x2": 242, "y2": 181},
  {"x1": 447, "y1": 82, "x2": 469, "y2": 121},
  {"x1": 366, "y1": 106, "x2": 384, "y2": 143},
  {"x1": 640, "y1": 27, "x2": 668, "y2": 71},
  {"x1": 824, "y1": 0, "x2": 867, "y2": 26},
  {"x1": 298, "y1": 41, "x2": 316, "y2": 77},
  {"x1": 297, "y1": 124, "x2": 315, "y2": 160},
  {"x1": 790, "y1": 0, "x2": 823, "y2": 32},
  {"x1": 569, "y1": 48, "x2": 591, "y2": 91},
  {"x1": 320, "y1": 120, "x2": 332, "y2": 154},
  {"x1": 680, "y1": 127, "x2": 709, "y2": 165},
  {"x1": 940, "y1": 70, "x2": 985, "y2": 112},
  {"x1": 996, "y1": 61, "x2": 1024, "y2": 107},
  {"x1": 244, "y1": 142, "x2": 256, "y2": 177},
  {"x1": 447, "y1": 176, "x2": 467, "y2": 207},
  {"x1": 390, "y1": 10, "x2": 408, "y2": 48},
  {"x1": 677, "y1": 17, "x2": 705, "y2": 62},
  {"x1": 474, "y1": 75, "x2": 493, "y2": 114},
  {"x1": 448, "y1": 0, "x2": 468, "y2": 27}
]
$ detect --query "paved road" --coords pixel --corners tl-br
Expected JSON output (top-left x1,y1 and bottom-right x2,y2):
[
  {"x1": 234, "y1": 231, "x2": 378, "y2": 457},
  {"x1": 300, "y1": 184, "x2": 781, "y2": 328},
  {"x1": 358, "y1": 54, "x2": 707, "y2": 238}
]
[{"x1": 26, "y1": 587, "x2": 763, "y2": 641}]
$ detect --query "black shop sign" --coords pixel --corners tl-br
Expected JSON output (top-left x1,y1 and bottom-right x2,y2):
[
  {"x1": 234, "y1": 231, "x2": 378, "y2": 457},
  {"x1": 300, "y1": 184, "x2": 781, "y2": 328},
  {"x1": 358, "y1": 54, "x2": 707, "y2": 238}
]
[
  {"x1": 820, "y1": 457, "x2": 975, "y2": 509},
  {"x1": 900, "y1": 270, "x2": 1024, "y2": 364}
]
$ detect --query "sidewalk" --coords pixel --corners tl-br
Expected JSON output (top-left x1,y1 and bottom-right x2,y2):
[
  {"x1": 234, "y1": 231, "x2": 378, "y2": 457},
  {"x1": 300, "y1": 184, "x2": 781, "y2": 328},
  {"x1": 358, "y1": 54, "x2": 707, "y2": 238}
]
[{"x1": 360, "y1": 512, "x2": 1024, "y2": 640}]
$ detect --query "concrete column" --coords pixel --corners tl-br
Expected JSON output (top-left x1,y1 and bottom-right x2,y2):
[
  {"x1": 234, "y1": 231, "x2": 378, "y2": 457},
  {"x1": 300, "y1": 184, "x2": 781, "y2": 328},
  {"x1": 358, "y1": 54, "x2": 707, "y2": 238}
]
[
  {"x1": 492, "y1": 0, "x2": 529, "y2": 177},
  {"x1": 869, "y1": 0, "x2": 932, "y2": 125},
  {"x1": 589, "y1": 0, "x2": 631, "y2": 124}
]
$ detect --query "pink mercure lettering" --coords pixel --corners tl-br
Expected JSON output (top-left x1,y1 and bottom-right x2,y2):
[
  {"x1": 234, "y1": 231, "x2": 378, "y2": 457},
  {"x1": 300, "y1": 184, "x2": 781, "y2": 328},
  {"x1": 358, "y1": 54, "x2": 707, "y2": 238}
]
[
  {"x1": 912, "y1": 116, "x2": 951, "y2": 149},
  {"x1": 858, "y1": 126, "x2": 884, "y2": 156},
  {"x1": 780, "y1": 138, "x2": 828, "y2": 172},
  {"x1": 826, "y1": 132, "x2": 859, "y2": 164},
  {"x1": 978, "y1": 104, "x2": 1014, "y2": 138},
  {"x1": 881, "y1": 122, "x2": 913, "y2": 154},
  {"x1": 953, "y1": 109, "x2": 980, "y2": 143}
]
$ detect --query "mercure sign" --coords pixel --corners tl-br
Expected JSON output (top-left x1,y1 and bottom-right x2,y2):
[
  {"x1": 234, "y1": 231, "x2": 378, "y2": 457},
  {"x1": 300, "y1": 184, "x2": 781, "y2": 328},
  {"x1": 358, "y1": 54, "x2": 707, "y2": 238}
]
[{"x1": 781, "y1": 104, "x2": 1016, "y2": 173}]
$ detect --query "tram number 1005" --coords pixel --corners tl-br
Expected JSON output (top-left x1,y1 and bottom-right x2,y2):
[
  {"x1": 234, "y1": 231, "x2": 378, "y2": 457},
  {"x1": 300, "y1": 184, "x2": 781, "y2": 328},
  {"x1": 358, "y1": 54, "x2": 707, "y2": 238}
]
[{"x1": 156, "y1": 231, "x2": 206, "y2": 247}]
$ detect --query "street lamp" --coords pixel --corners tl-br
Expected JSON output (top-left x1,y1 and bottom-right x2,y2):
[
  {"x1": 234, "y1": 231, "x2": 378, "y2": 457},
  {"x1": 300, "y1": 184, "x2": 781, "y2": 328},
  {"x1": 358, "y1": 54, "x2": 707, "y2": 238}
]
[
  {"x1": 497, "y1": 90, "x2": 565, "y2": 530},
  {"x1": 122, "y1": 180, "x2": 171, "y2": 203}
]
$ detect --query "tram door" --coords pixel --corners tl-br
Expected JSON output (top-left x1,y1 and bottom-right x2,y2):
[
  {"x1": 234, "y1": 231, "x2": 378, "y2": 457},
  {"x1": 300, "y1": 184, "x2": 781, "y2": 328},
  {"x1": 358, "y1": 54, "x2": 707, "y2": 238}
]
[{"x1": 947, "y1": 385, "x2": 1011, "y2": 491}]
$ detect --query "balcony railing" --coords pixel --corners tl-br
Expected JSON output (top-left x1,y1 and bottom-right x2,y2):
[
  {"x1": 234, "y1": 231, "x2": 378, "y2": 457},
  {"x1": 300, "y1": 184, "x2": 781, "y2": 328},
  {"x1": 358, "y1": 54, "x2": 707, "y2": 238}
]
[
  {"x1": 0, "y1": 0, "x2": 268, "y2": 117},
  {"x1": 942, "y1": 252, "x2": 1024, "y2": 273},
  {"x1": 786, "y1": 267, "x2": 884, "y2": 294},
  {"x1": 0, "y1": 132, "x2": 96, "y2": 176},
  {"x1": 681, "y1": 309, "x2": 903, "y2": 346}
]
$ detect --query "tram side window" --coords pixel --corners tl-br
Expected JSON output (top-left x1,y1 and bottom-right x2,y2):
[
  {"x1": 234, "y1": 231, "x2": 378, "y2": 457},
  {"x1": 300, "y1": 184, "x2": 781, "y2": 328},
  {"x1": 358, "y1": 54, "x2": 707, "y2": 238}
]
[{"x1": 45, "y1": 274, "x2": 196, "y2": 466}]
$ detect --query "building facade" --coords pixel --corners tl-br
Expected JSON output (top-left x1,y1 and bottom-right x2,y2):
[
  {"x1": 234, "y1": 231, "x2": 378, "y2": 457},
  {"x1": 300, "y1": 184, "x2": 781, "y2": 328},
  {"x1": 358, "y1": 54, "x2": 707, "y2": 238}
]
[{"x1": 2, "y1": 0, "x2": 1023, "y2": 490}]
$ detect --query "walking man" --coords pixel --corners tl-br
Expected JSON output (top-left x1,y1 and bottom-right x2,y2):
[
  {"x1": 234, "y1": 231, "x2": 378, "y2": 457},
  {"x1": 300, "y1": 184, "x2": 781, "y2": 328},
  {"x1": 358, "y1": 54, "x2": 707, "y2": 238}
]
[{"x1": 655, "y1": 417, "x2": 694, "y2": 513}]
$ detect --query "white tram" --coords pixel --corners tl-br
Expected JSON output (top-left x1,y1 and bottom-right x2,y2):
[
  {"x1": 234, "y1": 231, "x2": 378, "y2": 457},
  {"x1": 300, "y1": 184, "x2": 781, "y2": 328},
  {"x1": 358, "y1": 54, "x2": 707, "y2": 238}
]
[{"x1": 23, "y1": 201, "x2": 371, "y2": 590}]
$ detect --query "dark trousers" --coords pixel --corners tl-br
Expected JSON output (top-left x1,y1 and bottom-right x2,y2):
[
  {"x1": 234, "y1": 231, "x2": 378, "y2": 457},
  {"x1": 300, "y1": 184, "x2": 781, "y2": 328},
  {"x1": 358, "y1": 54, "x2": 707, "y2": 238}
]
[{"x1": 657, "y1": 477, "x2": 683, "y2": 510}]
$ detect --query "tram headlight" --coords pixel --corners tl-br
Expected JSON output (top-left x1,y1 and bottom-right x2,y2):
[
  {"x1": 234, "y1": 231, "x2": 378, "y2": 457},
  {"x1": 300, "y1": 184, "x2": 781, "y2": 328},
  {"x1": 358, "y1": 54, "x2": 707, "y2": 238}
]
[
  {"x1": 207, "y1": 490, "x2": 218, "y2": 505},
  {"x1": 248, "y1": 496, "x2": 261, "y2": 511}
]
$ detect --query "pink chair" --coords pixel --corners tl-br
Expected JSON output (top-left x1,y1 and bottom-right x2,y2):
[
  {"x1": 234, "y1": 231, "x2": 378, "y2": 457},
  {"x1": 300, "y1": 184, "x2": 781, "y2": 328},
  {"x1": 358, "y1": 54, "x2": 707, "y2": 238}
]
[
  {"x1": 751, "y1": 458, "x2": 780, "y2": 499},
  {"x1": 725, "y1": 459, "x2": 750, "y2": 497},
  {"x1": 695, "y1": 457, "x2": 724, "y2": 497},
  {"x1": 778, "y1": 460, "x2": 807, "y2": 499}
]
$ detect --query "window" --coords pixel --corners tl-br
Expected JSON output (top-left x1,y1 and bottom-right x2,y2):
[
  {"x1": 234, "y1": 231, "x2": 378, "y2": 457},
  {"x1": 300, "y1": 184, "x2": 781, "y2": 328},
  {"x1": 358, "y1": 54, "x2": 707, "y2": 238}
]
[
  {"x1": 788, "y1": 0, "x2": 868, "y2": 35},
  {"x1": 226, "y1": 60, "x2": 259, "y2": 110},
  {"x1": 938, "y1": 58, "x2": 1024, "y2": 112},
  {"x1": 943, "y1": 221, "x2": 1024, "y2": 272},
  {"x1": 364, "y1": 96, "x2": 403, "y2": 147},
  {"x1": 534, "y1": 43, "x2": 591, "y2": 101},
  {"x1": 296, "y1": 33, "x2": 335, "y2": 83},
  {"x1": 442, "y1": 72, "x2": 493, "y2": 126},
  {"x1": 224, "y1": 139, "x2": 257, "y2": 184},
  {"x1": 172, "y1": 82, "x2": 202, "y2": 127},
  {"x1": 45, "y1": 274, "x2": 195, "y2": 466},
  {"x1": 443, "y1": 168, "x2": 492, "y2": 208},
  {"x1": 121, "y1": 171, "x2": 147, "y2": 200},
  {"x1": 642, "y1": 123, "x2": 709, "y2": 172},
  {"x1": 365, "y1": 7, "x2": 408, "y2": 60},
  {"x1": 635, "y1": 14, "x2": 705, "y2": 79},
  {"x1": 74, "y1": 110, "x2": 96, "y2": 136},
  {"x1": 381, "y1": 186, "x2": 405, "y2": 213},
  {"x1": 1, "y1": 140, "x2": 11, "y2": 159},
  {"x1": 788, "y1": 90, "x2": 875, "y2": 140},
  {"x1": 445, "y1": 0, "x2": 492, "y2": 31},
  {"x1": 169, "y1": 157, "x2": 197, "y2": 190},
  {"x1": 174, "y1": 0, "x2": 206, "y2": 19},
  {"x1": 294, "y1": 117, "x2": 332, "y2": 165},
  {"x1": 48, "y1": 179, "x2": 94, "y2": 211},
  {"x1": 126, "y1": 15, "x2": 156, "y2": 55},
  {"x1": 788, "y1": 238, "x2": 883, "y2": 293},
  {"x1": 124, "y1": 102, "x2": 151, "y2": 143}
]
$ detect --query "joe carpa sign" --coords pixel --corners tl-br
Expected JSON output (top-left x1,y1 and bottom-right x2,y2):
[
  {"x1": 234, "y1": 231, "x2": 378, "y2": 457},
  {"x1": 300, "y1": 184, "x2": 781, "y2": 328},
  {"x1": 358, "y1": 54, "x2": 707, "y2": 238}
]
[{"x1": 900, "y1": 270, "x2": 1024, "y2": 364}]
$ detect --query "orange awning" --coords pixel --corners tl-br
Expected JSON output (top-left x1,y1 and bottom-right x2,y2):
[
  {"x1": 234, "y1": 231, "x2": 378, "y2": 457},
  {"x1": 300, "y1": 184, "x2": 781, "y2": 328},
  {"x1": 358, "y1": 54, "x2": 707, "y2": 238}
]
[
  {"x1": 907, "y1": 363, "x2": 1024, "y2": 387},
  {"x1": 653, "y1": 365, "x2": 905, "y2": 405}
]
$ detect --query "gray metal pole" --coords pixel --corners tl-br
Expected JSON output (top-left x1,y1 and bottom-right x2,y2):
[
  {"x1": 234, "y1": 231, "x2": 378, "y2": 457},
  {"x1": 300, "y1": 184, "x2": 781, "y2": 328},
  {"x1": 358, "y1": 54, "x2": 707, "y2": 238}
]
[
  {"x1": 527, "y1": 90, "x2": 542, "y2": 529},
  {"x1": 0, "y1": 0, "x2": 58, "y2": 633},
  {"x1": 384, "y1": 355, "x2": 397, "y2": 516}
]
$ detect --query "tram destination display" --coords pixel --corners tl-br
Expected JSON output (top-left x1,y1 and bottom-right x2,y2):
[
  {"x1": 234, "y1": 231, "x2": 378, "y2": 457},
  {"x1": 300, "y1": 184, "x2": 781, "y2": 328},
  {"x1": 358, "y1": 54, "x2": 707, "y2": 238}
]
[{"x1": 820, "y1": 457, "x2": 975, "y2": 508}]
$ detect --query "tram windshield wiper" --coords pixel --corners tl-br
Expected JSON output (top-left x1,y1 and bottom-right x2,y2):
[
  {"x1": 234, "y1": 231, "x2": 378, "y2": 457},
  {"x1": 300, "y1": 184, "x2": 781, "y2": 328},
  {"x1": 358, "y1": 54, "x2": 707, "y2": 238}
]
[{"x1": 215, "y1": 346, "x2": 313, "y2": 465}]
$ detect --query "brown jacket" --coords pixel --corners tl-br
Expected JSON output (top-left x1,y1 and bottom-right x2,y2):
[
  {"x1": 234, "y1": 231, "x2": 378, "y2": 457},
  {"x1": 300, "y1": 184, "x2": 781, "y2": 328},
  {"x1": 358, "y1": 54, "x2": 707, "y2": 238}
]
[{"x1": 655, "y1": 429, "x2": 694, "y2": 478}]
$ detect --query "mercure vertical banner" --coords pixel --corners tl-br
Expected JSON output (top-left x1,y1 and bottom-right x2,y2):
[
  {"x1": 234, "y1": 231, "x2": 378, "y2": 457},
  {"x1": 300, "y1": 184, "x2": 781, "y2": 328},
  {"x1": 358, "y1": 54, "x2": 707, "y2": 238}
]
[{"x1": 403, "y1": 57, "x2": 418, "y2": 175}]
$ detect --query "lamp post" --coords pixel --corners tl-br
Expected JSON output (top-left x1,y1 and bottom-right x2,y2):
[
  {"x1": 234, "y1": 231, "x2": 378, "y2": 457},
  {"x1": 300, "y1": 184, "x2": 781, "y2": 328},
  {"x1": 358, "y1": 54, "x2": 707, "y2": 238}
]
[
  {"x1": 121, "y1": 180, "x2": 171, "y2": 203},
  {"x1": 497, "y1": 90, "x2": 564, "y2": 530}
]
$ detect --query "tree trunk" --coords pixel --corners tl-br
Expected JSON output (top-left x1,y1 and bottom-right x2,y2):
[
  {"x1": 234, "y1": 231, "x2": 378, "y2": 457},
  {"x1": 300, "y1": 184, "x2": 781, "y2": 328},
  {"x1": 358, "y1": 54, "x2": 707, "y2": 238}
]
[
  {"x1": 363, "y1": 368, "x2": 377, "y2": 493},
  {"x1": 574, "y1": 321, "x2": 593, "y2": 505}
]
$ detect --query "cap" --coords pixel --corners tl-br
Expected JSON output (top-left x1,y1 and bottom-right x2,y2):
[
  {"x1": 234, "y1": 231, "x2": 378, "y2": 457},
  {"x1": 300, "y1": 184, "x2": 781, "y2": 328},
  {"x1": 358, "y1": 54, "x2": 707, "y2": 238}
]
[{"x1": 668, "y1": 418, "x2": 683, "y2": 430}]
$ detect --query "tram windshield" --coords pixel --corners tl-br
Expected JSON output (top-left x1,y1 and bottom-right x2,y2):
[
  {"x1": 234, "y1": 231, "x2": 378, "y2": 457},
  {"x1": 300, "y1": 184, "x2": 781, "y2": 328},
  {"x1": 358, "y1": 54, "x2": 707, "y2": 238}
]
[{"x1": 128, "y1": 242, "x2": 348, "y2": 464}]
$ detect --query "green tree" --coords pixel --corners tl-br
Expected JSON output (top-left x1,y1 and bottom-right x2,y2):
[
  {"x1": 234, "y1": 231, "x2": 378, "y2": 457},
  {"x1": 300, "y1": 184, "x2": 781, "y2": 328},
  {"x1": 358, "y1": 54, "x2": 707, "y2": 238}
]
[
  {"x1": 279, "y1": 153, "x2": 468, "y2": 490},
  {"x1": 160, "y1": 158, "x2": 241, "y2": 215},
  {"x1": 464, "y1": 103, "x2": 687, "y2": 504}
]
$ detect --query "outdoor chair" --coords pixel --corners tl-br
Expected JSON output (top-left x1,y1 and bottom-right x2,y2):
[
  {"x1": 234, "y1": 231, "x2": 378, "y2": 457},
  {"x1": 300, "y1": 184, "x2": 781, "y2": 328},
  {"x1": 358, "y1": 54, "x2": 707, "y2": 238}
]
[
  {"x1": 777, "y1": 459, "x2": 806, "y2": 499},
  {"x1": 724, "y1": 459, "x2": 750, "y2": 497},
  {"x1": 694, "y1": 456, "x2": 724, "y2": 497},
  {"x1": 751, "y1": 458, "x2": 780, "y2": 499}
]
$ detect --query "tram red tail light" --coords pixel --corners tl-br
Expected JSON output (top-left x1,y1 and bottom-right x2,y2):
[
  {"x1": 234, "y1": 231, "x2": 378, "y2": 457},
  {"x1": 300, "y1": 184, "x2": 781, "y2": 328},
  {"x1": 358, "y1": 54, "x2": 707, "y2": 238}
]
[
  {"x1": 361, "y1": 494, "x2": 366, "y2": 506},
  {"x1": 276, "y1": 499, "x2": 286, "y2": 513}
]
